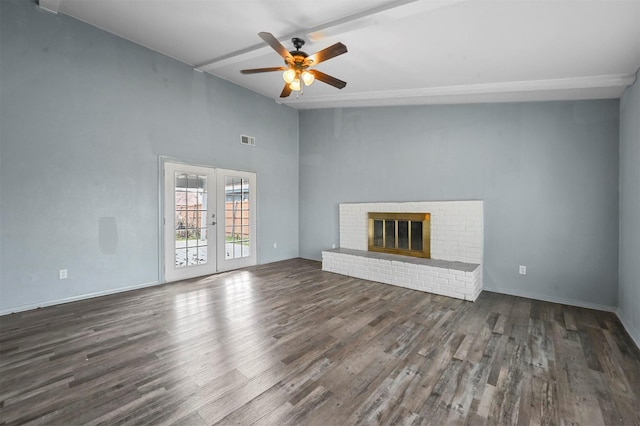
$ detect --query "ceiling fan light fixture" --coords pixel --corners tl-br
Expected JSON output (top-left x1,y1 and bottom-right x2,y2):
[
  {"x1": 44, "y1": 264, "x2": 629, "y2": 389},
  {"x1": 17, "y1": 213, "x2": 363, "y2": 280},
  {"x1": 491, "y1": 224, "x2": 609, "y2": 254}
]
[
  {"x1": 301, "y1": 71, "x2": 315, "y2": 86},
  {"x1": 289, "y1": 78, "x2": 301, "y2": 91},
  {"x1": 282, "y1": 68, "x2": 296, "y2": 84},
  {"x1": 241, "y1": 32, "x2": 347, "y2": 98}
]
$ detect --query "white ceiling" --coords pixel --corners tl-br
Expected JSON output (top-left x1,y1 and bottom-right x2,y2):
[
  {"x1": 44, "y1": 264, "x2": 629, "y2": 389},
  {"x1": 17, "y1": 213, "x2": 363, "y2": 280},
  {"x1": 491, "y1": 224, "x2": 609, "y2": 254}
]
[{"x1": 40, "y1": 0, "x2": 640, "y2": 109}]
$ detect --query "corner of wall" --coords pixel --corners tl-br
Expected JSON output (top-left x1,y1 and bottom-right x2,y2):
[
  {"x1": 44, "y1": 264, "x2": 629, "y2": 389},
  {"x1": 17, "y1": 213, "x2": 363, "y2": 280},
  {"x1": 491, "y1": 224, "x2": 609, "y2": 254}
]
[
  {"x1": 617, "y1": 68, "x2": 640, "y2": 349},
  {"x1": 617, "y1": 308, "x2": 640, "y2": 350}
]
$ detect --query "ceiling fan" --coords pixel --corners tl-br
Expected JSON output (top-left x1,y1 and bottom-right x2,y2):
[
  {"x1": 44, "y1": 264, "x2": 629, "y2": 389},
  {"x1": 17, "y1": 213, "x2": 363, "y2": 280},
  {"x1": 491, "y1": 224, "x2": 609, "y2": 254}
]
[{"x1": 241, "y1": 32, "x2": 348, "y2": 98}]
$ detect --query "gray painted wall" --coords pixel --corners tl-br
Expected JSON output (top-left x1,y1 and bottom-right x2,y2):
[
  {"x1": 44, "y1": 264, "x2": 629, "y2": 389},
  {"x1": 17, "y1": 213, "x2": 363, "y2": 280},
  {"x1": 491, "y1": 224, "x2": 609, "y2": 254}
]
[
  {"x1": 619, "y1": 71, "x2": 640, "y2": 345},
  {"x1": 299, "y1": 101, "x2": 620, "y2": 308},
  {"x1": 0, "y1": 0, "x2": 299, "y2": 312},
  {"x1": 0, "y1": 0, "x2": 631, "y2": 327}
]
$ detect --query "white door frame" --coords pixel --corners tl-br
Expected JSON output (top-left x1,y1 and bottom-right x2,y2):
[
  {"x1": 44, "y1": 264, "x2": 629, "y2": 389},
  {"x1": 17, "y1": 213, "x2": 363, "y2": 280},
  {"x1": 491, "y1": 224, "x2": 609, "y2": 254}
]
[{"x1": 159, "y1": 157, "x2": 257, "y2": 282}]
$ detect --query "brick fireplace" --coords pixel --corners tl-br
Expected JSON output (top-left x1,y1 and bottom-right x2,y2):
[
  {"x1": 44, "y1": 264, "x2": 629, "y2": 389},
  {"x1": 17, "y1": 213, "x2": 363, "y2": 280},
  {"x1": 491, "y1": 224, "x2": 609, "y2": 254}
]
[{"x1": 322, "y1": 201, "x2": 484, "y2": 301}]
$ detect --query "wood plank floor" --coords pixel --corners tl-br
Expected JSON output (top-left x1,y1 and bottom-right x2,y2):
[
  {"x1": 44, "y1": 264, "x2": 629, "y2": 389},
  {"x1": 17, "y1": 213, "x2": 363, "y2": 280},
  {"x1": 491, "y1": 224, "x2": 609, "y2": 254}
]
[{"x1": 1, "y1": 258, "x2": 639, "y2": 425}]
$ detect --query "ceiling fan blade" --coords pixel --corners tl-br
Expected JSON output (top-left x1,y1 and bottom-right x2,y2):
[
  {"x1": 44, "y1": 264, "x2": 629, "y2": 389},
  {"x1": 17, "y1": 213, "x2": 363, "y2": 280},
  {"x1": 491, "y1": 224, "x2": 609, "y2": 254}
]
[
  {"x1": 259, "y1": 32, "x2": 293, "y2": 60},
  {"x1": 241, "y1": 66, "x2": 287, "y2": 74},
  {"x1": 309, "y1": 70, "x2": 347, "y2": 89},
  {"x1": 280, "y1": 84, "x2": 292, "y2": 98},
  {"x1": 308, "y1": 42, "x2": 347, "y2": 65}
]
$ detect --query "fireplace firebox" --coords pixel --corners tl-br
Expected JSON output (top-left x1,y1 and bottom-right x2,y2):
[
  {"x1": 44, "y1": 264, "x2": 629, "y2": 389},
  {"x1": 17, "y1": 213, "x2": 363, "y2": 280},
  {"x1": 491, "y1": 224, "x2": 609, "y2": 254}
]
[{"x1": 368, "y1": 212, "x2": 431, "y2": 258}]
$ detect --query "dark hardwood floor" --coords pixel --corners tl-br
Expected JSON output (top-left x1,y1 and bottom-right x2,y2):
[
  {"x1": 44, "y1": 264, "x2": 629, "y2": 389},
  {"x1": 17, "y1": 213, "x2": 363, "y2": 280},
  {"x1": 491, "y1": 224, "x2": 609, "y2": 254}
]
[{"x1": 1, "y1": 258, "x2": 639, "y2": 425}]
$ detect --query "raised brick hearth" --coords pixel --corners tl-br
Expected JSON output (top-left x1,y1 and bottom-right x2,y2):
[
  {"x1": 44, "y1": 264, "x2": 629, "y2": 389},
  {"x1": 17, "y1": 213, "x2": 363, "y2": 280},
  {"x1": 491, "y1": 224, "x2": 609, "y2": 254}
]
[{"x1": 322, "y1": 201, "x2": 484, "y2": 301}]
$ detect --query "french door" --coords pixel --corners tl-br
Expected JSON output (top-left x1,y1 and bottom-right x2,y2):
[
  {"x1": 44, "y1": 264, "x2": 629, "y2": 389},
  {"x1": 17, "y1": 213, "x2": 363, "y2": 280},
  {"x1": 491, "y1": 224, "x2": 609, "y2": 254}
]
[{"x1": 163, "y1": 161, "x2": 256, "y2": 282}]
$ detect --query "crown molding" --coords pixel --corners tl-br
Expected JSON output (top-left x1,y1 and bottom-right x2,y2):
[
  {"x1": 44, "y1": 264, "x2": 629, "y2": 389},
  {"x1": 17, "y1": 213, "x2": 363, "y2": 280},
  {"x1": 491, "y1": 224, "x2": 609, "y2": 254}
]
[{"x1": 279, "y1": 74, "x2": 636, "y2": 109}]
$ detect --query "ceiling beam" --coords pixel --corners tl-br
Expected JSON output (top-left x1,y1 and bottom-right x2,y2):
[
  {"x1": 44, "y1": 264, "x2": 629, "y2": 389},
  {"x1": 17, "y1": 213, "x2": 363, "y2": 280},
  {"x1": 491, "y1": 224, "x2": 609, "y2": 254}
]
[
  {"x1": 37, "y1": 0, "x2": 60, "y2": 14},
  {"x1": 195, "y1": 0, "x2": 465, "y2": 72}
]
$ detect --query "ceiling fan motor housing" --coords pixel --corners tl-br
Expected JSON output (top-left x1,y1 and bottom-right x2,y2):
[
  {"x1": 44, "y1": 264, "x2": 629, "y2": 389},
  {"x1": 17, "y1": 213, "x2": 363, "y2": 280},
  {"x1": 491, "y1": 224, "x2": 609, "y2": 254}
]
[{"x1": 288, "y1": 37, "x2": 309, "y2": 64}]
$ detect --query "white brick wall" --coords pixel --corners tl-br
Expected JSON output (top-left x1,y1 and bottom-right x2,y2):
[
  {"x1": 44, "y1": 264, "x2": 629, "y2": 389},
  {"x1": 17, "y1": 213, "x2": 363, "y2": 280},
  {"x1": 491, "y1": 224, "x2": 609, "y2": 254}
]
[
  {"x1": 339, "y1": 201, "x2": 483, "y2": 264},
  {"x1": 322, "y1": 250, "x2": 482, "y2": 302}
]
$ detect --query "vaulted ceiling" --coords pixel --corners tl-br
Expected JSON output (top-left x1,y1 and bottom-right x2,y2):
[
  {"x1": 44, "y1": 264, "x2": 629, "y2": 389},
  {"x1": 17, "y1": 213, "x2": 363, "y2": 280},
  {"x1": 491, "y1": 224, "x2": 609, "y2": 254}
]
[{"x1": 39, "y1": 0, "x2": 640, "y2": 109}]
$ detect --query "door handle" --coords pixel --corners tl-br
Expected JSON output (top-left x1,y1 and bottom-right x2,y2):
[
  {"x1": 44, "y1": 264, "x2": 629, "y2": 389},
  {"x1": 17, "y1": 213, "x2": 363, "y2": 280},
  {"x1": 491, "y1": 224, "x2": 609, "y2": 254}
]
[{"x1": 211, "y1": 221, "x2": 216, "y2": 225}]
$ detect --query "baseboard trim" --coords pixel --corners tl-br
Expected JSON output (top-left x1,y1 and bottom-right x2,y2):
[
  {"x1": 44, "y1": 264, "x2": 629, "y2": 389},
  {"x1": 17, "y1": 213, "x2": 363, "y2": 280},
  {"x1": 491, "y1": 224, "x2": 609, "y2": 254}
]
[
  {"x1": 485, "y1": 286, "x2": 640, "y2": 350},
  {"x1": 0, "y1": 280, "x2": 162, "y2": 316},
  {"x1": 616, "y1": 309, "x2": 640, "y2": 350},
  {"x1": 485, "y1": 287, "x2": 617, "y2": 312}
]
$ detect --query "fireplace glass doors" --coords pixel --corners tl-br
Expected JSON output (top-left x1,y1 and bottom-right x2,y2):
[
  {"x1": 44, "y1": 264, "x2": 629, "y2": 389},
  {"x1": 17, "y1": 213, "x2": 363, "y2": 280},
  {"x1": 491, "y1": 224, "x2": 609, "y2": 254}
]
[{"x1": 368, "y1": 212, "x2": 430, "y2": 258}]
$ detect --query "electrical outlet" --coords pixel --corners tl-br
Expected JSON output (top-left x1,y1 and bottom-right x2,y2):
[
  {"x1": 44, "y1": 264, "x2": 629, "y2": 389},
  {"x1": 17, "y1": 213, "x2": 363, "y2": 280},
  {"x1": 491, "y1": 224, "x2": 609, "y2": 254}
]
[
  {"x1": 273, "y1": 242, "x2": 277, "y2": 249},
  {"x1": 519, "y1": 265, "x2": 527, "y2": 275},
  {"x1": 332, "y1": 244, "x2": 336, "y2": 249},
  {"x1": 59, "y1": 269, "x2": 68, "y2": 279}
]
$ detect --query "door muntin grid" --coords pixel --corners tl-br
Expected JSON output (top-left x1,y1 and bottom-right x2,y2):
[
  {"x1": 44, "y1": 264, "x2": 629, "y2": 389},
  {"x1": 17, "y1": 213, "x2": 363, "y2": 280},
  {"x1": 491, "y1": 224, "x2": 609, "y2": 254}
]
[{"x1": 174, "y1": 173, "x2": 208, "y2": 267}]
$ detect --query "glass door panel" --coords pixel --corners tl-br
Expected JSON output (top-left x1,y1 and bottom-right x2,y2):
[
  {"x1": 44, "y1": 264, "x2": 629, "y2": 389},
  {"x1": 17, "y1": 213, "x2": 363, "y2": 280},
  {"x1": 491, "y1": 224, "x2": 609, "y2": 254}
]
[
  {"x1": 174, "y1": 173, "x2": 208, "y2": 267},
  {"x1": 217, "y1": 169, "x2": 256, "y2": 271},
  {"x1": 224, "y1": 176, "x2": 251, "y2": 260}
]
